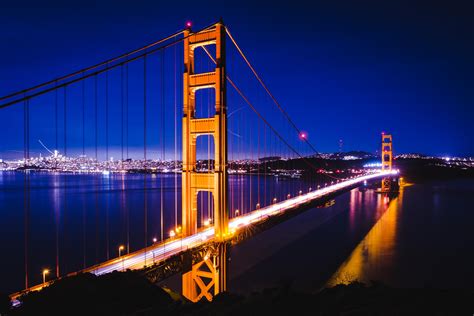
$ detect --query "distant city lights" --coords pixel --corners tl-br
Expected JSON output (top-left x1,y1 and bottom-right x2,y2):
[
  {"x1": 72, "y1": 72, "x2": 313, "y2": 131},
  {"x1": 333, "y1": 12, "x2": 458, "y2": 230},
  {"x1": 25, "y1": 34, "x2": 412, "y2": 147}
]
[{"x1": 364, "y1": 162, "x2": 382, "y2": 168}]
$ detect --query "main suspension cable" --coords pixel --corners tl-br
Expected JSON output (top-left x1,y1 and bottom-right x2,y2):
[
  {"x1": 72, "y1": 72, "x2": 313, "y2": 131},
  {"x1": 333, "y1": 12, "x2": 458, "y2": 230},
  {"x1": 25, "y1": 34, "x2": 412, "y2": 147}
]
[
  {"x1": 225, "y1": 26, "x2": 322, "y2": 157},
  {"x1": 0, "y1": 30, "x2": 185, "y2": 103},
  {"x1": 0, "y1": 22, "x2": 218, "y2": 109},
  {"x1": 200, "y1": 45, "x2": 341, "y2": 180}
]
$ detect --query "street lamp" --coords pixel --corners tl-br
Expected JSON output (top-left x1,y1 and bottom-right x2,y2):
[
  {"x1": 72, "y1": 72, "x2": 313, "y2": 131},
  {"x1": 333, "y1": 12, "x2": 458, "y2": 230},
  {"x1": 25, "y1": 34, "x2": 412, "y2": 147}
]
[
  {"x1": 152, "y1": 238, "x2": 157, "y2": 263},
  {"x1": 119, "y1": 245, "x2": 125, "y2": 271},
  {"x1": 235, "y1": 209, "x2": 239, "y2": 216},
  {"x1": 42, "y1": 269, "x2": 49, "y2": 286}
]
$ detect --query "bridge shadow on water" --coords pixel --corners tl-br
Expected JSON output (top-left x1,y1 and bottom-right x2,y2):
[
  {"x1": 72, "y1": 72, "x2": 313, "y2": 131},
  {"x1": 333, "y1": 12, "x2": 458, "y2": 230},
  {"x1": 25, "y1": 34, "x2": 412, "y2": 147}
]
[{"x1": 160, "y1": 185, "x2": 395, "y2": 294}]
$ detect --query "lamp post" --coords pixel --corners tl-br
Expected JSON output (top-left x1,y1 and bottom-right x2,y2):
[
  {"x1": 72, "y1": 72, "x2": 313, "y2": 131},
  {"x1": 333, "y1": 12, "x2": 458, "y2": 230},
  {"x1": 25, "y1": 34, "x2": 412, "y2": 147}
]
[
  {"x1": 119, "y1": 245, "x2": 125, "y2": 271},
  {"x1": 152, "y1": 238, "x2": 157, "y2": 263},
  {"x1": 42, "y1": 269, "x2": 49, "y2": 286}
]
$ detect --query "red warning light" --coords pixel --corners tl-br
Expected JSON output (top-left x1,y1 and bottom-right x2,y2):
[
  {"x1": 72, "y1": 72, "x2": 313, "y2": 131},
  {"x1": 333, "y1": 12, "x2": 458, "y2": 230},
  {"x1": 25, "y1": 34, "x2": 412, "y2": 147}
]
[
  {"x1": 299, "y1": 131, "x2": 307, "y2": 140},
  {"x1": 185, "y1": 21, "x2": 192, "y2": 28}
]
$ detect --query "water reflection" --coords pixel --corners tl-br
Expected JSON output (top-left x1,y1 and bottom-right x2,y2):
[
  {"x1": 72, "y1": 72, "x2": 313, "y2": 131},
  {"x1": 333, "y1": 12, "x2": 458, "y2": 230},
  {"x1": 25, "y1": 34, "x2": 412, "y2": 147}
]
[
  {"x1": 0, "y1": 172, "x2": 308, "y2": 293},
  {"x1": 326, "y1": 187, "x2": 405, "y2": 286}
]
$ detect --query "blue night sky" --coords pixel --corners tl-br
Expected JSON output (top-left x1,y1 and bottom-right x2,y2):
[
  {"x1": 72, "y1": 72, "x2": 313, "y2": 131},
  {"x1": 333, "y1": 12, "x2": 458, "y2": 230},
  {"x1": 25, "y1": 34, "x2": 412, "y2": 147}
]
[{"x1": 0, "y1": 0, "x2": 472, "y2": 158}]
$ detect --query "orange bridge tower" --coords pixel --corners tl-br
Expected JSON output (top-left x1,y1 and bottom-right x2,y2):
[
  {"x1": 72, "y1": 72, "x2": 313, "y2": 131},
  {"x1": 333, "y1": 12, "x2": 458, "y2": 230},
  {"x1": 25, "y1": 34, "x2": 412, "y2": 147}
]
[
  {"x1": 181, "y1": 21, "x2": 229, "y2": 302},
  {"x1": 381, "y1": 133, "x2": 393, "y2": 192}
]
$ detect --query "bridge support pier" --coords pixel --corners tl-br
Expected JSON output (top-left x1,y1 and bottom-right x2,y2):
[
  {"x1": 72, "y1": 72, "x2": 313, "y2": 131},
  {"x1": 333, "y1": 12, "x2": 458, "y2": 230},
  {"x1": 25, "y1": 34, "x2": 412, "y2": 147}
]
[{"x1": 182, "y1": 242, "x2": 228, "y2": 302}]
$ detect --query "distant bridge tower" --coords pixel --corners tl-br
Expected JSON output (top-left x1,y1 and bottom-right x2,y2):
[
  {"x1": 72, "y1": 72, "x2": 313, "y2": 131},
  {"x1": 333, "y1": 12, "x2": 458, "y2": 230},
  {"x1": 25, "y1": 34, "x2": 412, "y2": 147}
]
[
  {"x1": 381, "y1": 133, "x2": 393, "y2": 192},
  {"x1": 181, "y1": 21, "x2": 229, "y2": 302}
]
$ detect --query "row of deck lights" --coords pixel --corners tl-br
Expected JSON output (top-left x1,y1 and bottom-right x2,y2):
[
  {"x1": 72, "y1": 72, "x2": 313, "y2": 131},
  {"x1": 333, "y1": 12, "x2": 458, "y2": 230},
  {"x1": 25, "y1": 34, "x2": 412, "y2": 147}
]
[
  {"x1": 114, "y1": 178, "x2": 359, "y2": 262},
  {"x1": 231, "y1": 176, "x2": 361, "y2": 217},
  {"x1": 39, "y1": 176, "x2": 365, "y2": 286}
]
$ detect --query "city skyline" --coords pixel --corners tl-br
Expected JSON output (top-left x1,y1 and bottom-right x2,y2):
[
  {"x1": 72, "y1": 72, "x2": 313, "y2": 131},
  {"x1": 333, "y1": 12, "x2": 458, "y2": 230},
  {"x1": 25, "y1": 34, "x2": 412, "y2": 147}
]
[{"x1": 1, "y1": 1, "x2": 472, "y2": 157}]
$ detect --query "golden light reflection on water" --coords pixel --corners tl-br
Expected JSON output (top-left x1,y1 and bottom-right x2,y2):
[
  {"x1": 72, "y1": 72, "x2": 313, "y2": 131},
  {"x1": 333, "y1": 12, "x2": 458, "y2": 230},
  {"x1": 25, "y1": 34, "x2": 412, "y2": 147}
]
[{"x1": 326, "y1": 186, "x2": 407, "y2": 287}]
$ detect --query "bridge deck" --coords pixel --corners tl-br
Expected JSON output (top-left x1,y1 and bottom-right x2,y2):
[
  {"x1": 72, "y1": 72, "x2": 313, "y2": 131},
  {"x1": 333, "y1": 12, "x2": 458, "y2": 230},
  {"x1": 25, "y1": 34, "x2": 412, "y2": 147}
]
[{"x1": 11, "y1": 170, "x2": 396, "y2": 302}]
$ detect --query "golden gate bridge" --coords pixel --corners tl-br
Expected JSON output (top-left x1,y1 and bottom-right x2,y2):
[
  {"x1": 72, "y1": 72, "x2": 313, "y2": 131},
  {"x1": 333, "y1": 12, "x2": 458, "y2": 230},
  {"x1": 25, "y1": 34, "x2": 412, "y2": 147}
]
[{"x1": 0, "y1": 20, "x2": 397, "y2": 303}]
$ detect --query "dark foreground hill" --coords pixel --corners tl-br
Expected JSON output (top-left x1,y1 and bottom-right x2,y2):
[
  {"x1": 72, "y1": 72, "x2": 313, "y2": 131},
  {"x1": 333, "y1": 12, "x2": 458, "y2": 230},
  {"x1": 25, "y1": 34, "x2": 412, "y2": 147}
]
[{"x1": 2, "y1": 272, "x2": 473, "y2": 315}]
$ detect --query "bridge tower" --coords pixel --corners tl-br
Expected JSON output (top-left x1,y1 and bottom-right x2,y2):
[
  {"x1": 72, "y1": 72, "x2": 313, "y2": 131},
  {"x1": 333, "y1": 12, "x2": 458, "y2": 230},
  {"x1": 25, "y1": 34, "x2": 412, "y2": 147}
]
[
  {"x1": 381, "y1": 133, "x2": 393, "y2": 192},
  {"x1": 181, "y1": 21, "x2": 229, "y2": 302}
]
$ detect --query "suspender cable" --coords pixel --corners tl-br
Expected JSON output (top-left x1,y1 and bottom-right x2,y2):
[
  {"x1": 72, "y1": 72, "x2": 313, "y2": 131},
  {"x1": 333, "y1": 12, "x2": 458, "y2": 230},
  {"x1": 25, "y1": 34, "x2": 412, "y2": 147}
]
[
  {"x1": 23, "y1": 98, "x2": 30, "y2": 289},
  {"x1": 249, "y1": 107, "x2": 252, "y2": 214},
  {"x1": 64, "y1": 86, "x2": 67, "y2": 157},
  {"x1": 82, "y1": 74, "x2": 86, "y2": 156},
  {"x1": 82, "y1": 199, "x2": 86, "y2": 269},
  {"x1": 55, "y1": 180, "x2": 60, "y2": 278},
  {"x1": 106, "y1": 189, "x2": 109, "y2": 260},
  {"x1": 105, "y1": 71, "x2": 111, "y2": 260},
  {"x1": 173, "y1": 39, "x2": 178, "y2": 229},
  {"x1": 94, "y1": 75, "x2": 99, "y2": 265},
  {"x1": 240, "y1": 109, "x2": 243, "y2": 214},
  {"x1": 105, "y1": 67, "x2": 109, "y2": 164},
  {"x1": 230, "y1": 109, "x2": 234, "y2": 217},
  {"x1": 94, "y1": 76, "x2": 98, "y2": 163},
  {"x1": 55, "y1": 83, "x2": 58, "y2": 151},
  {"x1": 126, "y1": 64, "x2": 129, "y2": 161},
  {"x1": 143, "y1": 55, "x2": 148, "y2": 266},
  {"x1": 94, "y1": 177, "x2": 99, "y2": 266},
  {"x1": 121, "y1": 65, "x2": 124, "y2": 169},
  {"x1": 207, "y1": 60, "x2": 211, "y2": 221},
  {"x1": 63, "y1": 86, "x2": 68, "y2": 274},
  {"x1": 126, "y1": 64, "x2": 130, "y2": 254},
  {"x1": 119, "y1": 64, "x2": 126, "y2": 255},
  {"x1": 160, "y1": 50, "x2": 165, "y2": 242},
  {"x1": 264, "y1": 124, "x2": 266, "y2": 206},
  {"x1": 82, "y1": 72, "x2": 86, "y2": 269},
  {"x1": 257, "y1": 117, "x2": 260, "y2": 207}
]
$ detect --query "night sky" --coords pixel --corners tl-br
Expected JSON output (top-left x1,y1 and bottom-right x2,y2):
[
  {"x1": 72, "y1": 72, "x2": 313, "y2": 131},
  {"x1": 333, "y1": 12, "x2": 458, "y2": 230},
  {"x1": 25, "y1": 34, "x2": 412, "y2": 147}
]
[{"x1": 0, "y1": 0, "x2": 472, "y2": 157}]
